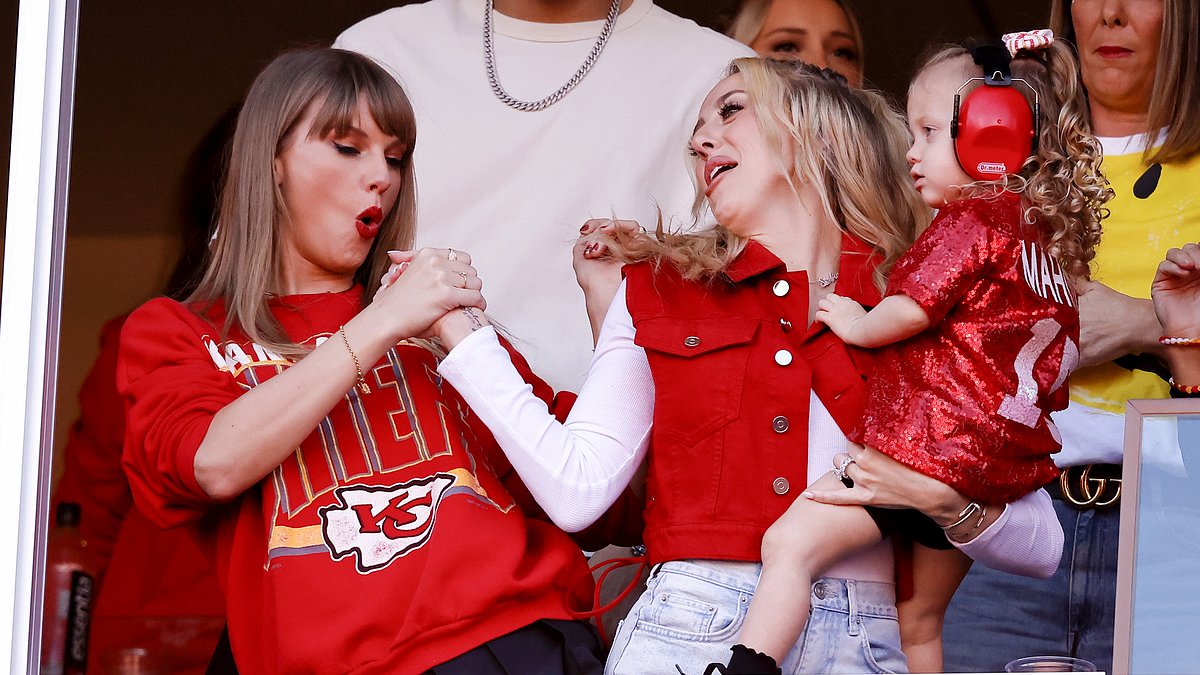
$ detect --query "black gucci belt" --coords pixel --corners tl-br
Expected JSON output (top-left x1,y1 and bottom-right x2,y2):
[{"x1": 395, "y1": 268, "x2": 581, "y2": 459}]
[{"x1": 1048, "y1": 463, "x2": 1122, "y2": 509}]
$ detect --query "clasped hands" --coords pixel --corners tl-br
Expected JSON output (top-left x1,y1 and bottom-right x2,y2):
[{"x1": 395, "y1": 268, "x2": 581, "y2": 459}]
[
  {"x1": 372, "y1": 219, "x2": 640, "y2": 349},
  {"x1": 372, "y1": 247, "x2": 487, "y2": 348}
]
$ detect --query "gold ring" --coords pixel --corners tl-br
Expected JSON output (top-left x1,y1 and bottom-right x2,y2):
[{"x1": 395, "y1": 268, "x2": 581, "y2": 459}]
[{"x1": 457, "y1": 271, "x2": 468, "y2": 287}]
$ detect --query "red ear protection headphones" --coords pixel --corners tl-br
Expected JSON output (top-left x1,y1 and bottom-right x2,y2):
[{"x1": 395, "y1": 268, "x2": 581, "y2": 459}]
[{"x1": 950, "y1": 44, "x2": 1040, "y2": 181}]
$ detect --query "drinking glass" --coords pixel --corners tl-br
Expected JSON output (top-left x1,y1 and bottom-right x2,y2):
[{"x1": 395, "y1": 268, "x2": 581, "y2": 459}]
[{"x1": 1005, "y1": 655, "x2": 1099, "y2": 672}]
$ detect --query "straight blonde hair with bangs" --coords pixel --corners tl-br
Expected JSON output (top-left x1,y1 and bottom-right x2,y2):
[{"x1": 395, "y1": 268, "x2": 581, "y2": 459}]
[
  {"x1": 189, "y1": 48, "x2": 418, "y2": 358},
  {"x1": 1051, "y1": 0, "x2": 1200, "y2": 164},
  {"x1": 612, "y1": 58, "x2": 927, "y2": 292}
]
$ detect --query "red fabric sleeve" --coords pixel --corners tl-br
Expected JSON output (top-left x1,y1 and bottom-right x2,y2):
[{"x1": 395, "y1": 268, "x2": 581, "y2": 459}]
[
  {"x1": 117, "y1": 299, "x2": 244, "y2": 527},
  {"x1": 886, "y1": 200, "x2": 993, "y2": 325},
  {"x1": 51, "y1": 316, "x2": 134, "y2": 579}
]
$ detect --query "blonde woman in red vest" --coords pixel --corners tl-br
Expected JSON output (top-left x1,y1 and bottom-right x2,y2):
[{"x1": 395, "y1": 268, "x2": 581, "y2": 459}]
[{"x1": 425, "y1": 58, "x2": 1062, "y2": 674}]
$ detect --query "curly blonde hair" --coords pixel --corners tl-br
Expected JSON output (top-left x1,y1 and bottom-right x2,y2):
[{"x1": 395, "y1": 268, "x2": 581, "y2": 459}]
[
  {"x1": 608, "y1": 58, "x2": 928, "y2": 292},
  {"x1": 916, "y1": 43, "x2": 1112, "y2": 280}
]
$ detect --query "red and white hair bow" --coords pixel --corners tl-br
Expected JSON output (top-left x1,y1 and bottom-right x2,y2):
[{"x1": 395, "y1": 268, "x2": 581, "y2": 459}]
[{"x1": 1002, "y1": 29, "x2": 1054, "y2": 56}]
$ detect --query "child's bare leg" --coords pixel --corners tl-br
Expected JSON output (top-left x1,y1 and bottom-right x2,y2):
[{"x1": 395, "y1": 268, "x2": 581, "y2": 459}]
[
  {"x1": 898, "y1": 545, "x2": 972, "y2": 673},
  {"x1": 740, "y1": 472, "x2": 883, "y2": 661}
]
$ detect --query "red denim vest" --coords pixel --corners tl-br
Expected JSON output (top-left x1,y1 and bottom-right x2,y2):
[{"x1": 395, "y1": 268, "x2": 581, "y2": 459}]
[{"x1": 624, "y1": 237, "x2": 881, "y2": 564}]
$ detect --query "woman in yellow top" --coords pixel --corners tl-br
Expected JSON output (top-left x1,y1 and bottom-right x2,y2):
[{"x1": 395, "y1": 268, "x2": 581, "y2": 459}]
[{"x1": 943, "y1": 1, "x2": 1200, "y2": 672}]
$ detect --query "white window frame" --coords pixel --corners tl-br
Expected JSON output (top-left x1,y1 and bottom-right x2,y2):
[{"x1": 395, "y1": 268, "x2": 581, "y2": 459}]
[{"x1": 1, "y1": 0, "x2": 78, "y2": 670}]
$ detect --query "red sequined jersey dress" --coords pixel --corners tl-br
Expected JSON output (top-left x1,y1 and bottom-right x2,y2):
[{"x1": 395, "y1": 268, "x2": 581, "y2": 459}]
[{"x1": 860, "y1": 193, "x2": 1078, "y2": 503}]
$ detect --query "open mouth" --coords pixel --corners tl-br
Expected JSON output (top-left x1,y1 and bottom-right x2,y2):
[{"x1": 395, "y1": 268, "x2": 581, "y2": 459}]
[
  {"x1": 704, "y1": 157, "x2": 738, "y2": 188},
  {"x1": 356, "y1": 206, "x2": 383, "y2": 240}
]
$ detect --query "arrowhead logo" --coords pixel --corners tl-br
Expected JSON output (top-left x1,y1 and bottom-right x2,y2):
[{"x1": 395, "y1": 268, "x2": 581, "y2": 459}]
[{"x1": 320, "y1": 473, "x2": 456, "y2": 573}]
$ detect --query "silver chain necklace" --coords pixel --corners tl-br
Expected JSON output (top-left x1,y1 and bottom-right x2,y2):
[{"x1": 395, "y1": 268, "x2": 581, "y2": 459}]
[{"x1": 483, "y1": 0, "x2": 622, "y2": 112}]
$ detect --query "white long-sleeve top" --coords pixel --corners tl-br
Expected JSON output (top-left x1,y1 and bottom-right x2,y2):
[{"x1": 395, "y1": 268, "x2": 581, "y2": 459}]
[{"x1": 439, "y1": 282, "x2": 1064, "y2": 580}]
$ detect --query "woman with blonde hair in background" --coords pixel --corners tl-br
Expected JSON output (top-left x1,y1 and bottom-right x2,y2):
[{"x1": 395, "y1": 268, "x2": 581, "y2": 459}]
[{"x1": 726, "y1": 0, "x2": 864, "y2": 86}]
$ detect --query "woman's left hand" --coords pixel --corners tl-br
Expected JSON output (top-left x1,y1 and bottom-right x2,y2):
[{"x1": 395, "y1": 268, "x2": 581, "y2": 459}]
[{"x1": 804, "y1": 445, "x2": 966, "y2": 523}]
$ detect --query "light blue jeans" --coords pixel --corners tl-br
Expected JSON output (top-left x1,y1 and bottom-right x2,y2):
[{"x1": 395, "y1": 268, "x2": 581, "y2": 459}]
[{"x1": 604, "y1": 560, "x2": 907, "y2": 675}]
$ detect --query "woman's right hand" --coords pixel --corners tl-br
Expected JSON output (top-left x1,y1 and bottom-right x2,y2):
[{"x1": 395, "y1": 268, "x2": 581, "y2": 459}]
[
  {"x1": 574, "y1": 219, "x2": 638, "y2": 345},
  {"x1": 372, "y1": 248, "x2": 485, "y2": 340},
  {"x1": 1152, "y1": 243, "x2": 1200, "y2": 337}
]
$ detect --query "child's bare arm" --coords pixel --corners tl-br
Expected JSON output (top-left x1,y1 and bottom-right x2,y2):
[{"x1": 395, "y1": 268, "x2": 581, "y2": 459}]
[{"x1": 815, "y1": 293, "x2": 931, "y2": 348}]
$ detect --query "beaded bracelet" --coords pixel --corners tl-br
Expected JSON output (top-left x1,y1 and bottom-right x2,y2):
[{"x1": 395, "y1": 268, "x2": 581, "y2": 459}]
[
  {"x1": 1160, "y1": 336, "x2": 1200, "y2": 346},
  {"x1": 1169, "y1": 377, "x2": 1200, "y2": 395},
  {"x1": 339, "y1": 325, "x2": 371, "y2": 395}
]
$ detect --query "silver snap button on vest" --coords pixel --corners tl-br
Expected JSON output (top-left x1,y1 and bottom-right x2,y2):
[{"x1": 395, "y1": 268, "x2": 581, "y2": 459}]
[
  {"x1": 772, "y1": 415, "x2": 790, "y2": 433},
  {"x1": 683, "y1": 336, "x2": 701, "y2": 348},
  {"x1": 772, "y1": 477, "x2": 790, "y2": 495}
]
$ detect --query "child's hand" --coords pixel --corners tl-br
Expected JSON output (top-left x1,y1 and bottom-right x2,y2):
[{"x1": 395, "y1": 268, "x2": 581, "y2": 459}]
[{"x1": 815, "y1": 293, "x2": 869, "y2": 345}]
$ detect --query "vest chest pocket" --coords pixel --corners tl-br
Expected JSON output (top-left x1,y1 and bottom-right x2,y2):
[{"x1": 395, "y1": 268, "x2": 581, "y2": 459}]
[{"x1": 635, "y1": 317, "x2": 759, "y2": 446}]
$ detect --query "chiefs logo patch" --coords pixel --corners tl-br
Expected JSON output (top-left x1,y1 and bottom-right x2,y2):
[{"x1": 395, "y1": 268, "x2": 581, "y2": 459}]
[{"x1": 320, "y1": 473, "x2": 455, "y2": 573}]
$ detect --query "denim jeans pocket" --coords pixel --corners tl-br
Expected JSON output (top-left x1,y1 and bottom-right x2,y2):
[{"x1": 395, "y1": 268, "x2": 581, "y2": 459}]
[
  {"x1": 605, "y1": 565, "x2": 754, "y2": 675},
  {"x1": 635, "y1": 569, "x2": 747, "y2": 642}
]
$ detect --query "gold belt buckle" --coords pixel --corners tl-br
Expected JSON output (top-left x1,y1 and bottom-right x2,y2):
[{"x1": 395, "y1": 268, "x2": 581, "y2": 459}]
[{"x1": 1060, "y1": 465, "x2": 1121, "y2": 508}]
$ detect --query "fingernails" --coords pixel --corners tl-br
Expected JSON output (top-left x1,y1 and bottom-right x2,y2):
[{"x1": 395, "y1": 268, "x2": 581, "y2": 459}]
[
  {"x1": 580, "y1": 223, "x2": 593, "y2": 234},
  {"x1": 801, "y1": 491, "x2": 814, "y2": 499}
]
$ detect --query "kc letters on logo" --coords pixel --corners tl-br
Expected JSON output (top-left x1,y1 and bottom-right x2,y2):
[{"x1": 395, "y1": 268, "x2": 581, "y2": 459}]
[{"x1": 321, "y1": 474, "x2": 457, "y2": 573}]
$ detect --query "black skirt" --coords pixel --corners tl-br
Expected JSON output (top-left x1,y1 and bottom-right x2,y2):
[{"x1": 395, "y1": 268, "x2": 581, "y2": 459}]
[{"x1": 426, "y1": 619, "x2": 605, "y2": 675}]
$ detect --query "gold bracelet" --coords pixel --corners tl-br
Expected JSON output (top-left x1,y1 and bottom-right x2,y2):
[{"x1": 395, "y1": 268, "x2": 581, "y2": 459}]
[
  {"x1": 941, "y1": 501, "x2": 986, "y2": 531},
  {"x1": 338, "y1": 326, "x2": 371, "y2": 395}
]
